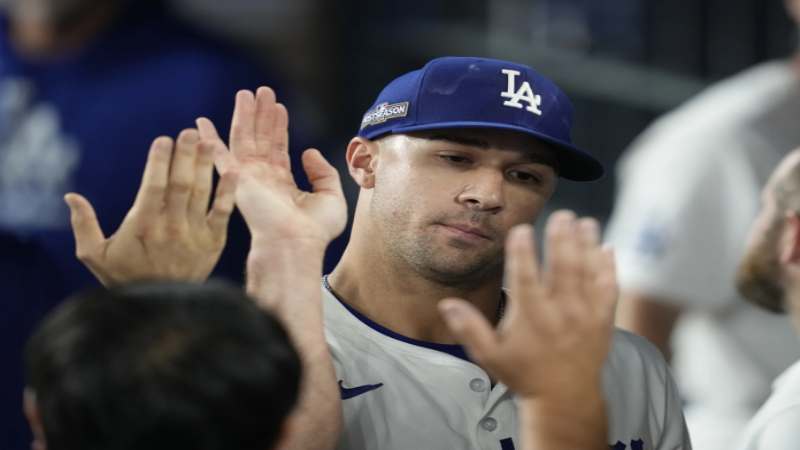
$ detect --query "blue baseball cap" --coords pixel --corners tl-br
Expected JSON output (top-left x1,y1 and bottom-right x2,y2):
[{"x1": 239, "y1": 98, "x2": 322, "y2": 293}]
[{"x1": 357, "y1": 56, "x2": 604, "y2": 181}]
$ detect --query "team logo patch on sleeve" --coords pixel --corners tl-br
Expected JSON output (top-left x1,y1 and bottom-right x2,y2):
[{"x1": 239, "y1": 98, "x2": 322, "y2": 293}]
[{"x1": 360, "y1": 101, "x2": 409, "y2": 130}]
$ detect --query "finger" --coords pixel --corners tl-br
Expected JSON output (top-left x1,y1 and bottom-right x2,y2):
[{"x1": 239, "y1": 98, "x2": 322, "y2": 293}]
[
  {"x1": 188, "y1": 139, "x2": 215, "y2": 224},
  {"x1": 504, "y1": 223, "x2": 541, "y2": 324},
  {"x1": 438, "y1": 298, "x2": 500, "y2": 365},
  {"x1": 592, "y1": 246, "x2": 619, "y2": 321},
  {"x1": 196, "y1": 117, "x2": 222, "y2": 142},
  {"x1": 254, "y1": 86, "x2": 277, "y2": 154},
  {"x1": 576, "y1": 217, "x2": 600, "y2": 300},
  {"x1": 207, "y1": 169, "x2": 238, "y2": 243},
  {"x1": 270, "y1": 103, "x2": 291, "y2": 170},
  {"x1": 65, "y1": 193, "x2": 105, "y2": 261},
  {"x1": 302, "y1": 149, "x2": 344, "y2": 196},
  {"x1": 230, "y1": 90, "x2": 256, "y2": 158},
  {"x1": 166, "y1": 129, "x2": 199, "y2": 228},
  {"x1": 131, "y1": 136, "x2": 172, "y2": 217},
  {"x1": 543, "y1": 210, "x2": 581, "y2": 299},
  {"x1": 197, "y1": 117, "x2": 234, "y2": 175}
]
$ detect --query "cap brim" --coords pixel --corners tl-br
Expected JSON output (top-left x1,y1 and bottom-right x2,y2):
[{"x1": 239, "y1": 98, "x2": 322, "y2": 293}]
[{"x1": 366, "y1": 121, "x2": 604, "y2": 182}]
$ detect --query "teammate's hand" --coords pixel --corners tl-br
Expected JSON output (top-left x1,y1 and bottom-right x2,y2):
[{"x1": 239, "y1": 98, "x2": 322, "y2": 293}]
[
  {"x1": 196, "y1": 87, "x2": 347, "y2": 252},
  {"x1": 438, "y1": 211, "x2": 617, "y2": 399},
  {"x1": 66, "y1": 130, "x2": 238, "y2": 286}
]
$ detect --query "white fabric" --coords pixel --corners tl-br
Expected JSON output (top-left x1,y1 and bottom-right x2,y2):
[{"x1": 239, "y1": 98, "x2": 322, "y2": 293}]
[
  {"x1": 605, "y1": 60, "x2": 800, "y2": 450},
  {"x1": 322, "y1": 285, "x2": 692, "y2": 450},
  {"x1": 736, "y1": 361, "x2": 800, "y2": 450}
]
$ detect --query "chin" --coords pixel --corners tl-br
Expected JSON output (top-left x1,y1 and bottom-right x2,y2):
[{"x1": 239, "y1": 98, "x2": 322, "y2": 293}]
[{"x1": 416, "y1": 254, "x2": 502, "y2": 284}]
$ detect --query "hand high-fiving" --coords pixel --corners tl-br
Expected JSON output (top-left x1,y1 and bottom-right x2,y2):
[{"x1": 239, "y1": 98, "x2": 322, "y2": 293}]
[
  {"x1": 65, "y1": 130, "x2": 238, "y2": 286},
  {"x1": 439, "y1": 211, "x2": 617, "y2": 398},
  {"x1": 196, "y1": 87, "x2": 347, "y2": 252}
]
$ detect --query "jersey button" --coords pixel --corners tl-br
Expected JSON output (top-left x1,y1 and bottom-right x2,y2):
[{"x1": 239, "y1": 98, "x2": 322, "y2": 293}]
[
  {"x1": 480, "y1": 417, "x2": 498, "y2": 432},
  {"x1": 469, "y1": 378, "x2": 487, "y2": 392}
]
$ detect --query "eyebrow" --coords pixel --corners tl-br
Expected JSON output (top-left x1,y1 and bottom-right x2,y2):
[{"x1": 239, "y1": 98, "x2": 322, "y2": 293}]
[
  {"x1": 426, "y1": 133, "x2": 557, "y2": 166},
  {"x1": 428, "y1": 134, "x2": 490, "y2": 149}
]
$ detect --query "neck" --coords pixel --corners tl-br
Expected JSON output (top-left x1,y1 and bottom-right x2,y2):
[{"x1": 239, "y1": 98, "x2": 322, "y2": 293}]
[{"x1": 329, "y1": 217, "x2": 503, "y2": 344}]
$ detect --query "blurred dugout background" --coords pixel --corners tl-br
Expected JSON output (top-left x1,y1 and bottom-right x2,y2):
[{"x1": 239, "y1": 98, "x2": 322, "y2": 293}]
[{"x1": 171, "y1": 0, "x2": 795, "y2": 225}]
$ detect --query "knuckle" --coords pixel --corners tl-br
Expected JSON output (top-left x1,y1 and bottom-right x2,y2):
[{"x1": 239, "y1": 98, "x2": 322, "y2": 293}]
[
  {"x1": 169, "y1": 181, "x2": 192, "y2": 194},
  {"x1": 214, "y1": 201, "x2": 234, "y2": 214}
]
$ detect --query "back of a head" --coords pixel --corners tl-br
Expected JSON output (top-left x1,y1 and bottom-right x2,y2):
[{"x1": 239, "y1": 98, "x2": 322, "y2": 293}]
[{"x1": 25, "y1": 281, "x2": 300, "y2": 450}]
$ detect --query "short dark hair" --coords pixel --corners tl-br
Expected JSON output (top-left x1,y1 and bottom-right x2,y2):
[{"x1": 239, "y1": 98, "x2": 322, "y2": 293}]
[{"x1": 25, "y1": 281, "x2": 300, "y2": 450}]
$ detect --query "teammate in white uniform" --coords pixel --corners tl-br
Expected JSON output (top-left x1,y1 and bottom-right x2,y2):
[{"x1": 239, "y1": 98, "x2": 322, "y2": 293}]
[
  {"x1": 605, "y1": 58, "x2": 800, "y2": 450},
  {"x1": 67, "y1": 57, "x2": 691, "y2": 450},
  {"x1": 733, "y1": 149, "x2": 800, "y2": 450}
]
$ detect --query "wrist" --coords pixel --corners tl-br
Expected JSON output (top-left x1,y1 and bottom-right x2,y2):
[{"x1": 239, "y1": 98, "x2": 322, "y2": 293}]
[
  {"x1": 518, "y1": 395, "x2": 608, "y2": 450},
  {"x1": 250, "y1": 234, "x2": 329, "y2": 256}
]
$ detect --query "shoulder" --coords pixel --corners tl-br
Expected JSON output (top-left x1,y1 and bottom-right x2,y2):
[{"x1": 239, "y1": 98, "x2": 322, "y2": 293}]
[
  {"x1": 606, "y1": 329, "x2": 672, "y2": 380},
  {"x1": 620, "y1": 61, "x2": 795, "y2": 173}
]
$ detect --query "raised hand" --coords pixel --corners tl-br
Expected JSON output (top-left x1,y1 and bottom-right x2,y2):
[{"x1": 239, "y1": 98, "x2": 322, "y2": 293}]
[
  {"x1": 195, "y1": 88, "x2": 346, "y2": 450},
  {"x1": 196, "y1": 87, "x2": 347, "y2": 252},
  {"x1": 65, "y1": 130, "x2": 238, "y2": 286},
  {"x1": 439, "y1": 211, "x2": 616, "y2": 450},
  {"x1": 439, "y1": 211, "x2": 617, "y2": 396}
]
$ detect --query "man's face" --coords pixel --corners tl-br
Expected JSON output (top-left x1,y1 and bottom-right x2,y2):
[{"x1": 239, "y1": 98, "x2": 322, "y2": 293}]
[
  {"x1": 367, "y1": 128, "x2": 558, "y2": 284},
  {"x1": 736, "y1": 172, "x2": 787, "y2": 313}
]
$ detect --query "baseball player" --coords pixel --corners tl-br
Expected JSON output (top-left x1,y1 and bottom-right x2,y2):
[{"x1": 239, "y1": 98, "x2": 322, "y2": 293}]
[
  {"x1": 66, "y1": 57, "x2": 691, "y2": 450},
  {"x1": 733, "y1": 148, "x2": 800, "y2": 450}
]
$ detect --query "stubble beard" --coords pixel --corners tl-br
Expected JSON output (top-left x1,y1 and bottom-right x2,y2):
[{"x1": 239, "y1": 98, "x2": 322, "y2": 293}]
[
  {"x1": 371, "y1": 200, "x2": 503, "y2": 286},
  {"x1": 391, "y1": 226, "x2": 503, "y2": 285}
]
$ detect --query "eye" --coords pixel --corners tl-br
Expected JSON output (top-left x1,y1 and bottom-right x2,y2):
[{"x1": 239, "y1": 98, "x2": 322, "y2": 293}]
[
  {"x1": 438, "y1": 154, "x2": 472, "y2": 165},
  {"x1": 507, "y1": 169, "x2": 542, "y2": 185}
]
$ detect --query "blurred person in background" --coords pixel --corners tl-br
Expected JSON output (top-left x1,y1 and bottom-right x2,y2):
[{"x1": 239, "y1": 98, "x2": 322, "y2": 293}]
[
  {"x1": 605, "y1": 1, "x2": 800, "y2": 449},
  {"x1": 734, "y1": 148, "x2": 800, "y2": 449},
  {"x1": 0, "y1": 0, "x2": 281, "y2": 447},
  {"x1": 23, "y1": 281, "x2": 302, "y2": 450}
]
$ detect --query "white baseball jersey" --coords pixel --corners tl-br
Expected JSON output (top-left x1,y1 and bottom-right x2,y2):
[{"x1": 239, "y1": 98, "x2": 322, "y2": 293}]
[
  {"x1": 736, "y1": 360, "x2": 800, "y2": 450},
  {"x1": 605, "y1": 61, "x2": 800, "y2": 450},
  {"x1": 322, "y1": 281, "x2": 691, "y2": 450}
]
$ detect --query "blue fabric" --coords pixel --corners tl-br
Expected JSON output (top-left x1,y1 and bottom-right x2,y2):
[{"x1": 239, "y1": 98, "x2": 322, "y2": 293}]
[{"x1": 0, "y1": 8, "x2": 275, "y2": 449}]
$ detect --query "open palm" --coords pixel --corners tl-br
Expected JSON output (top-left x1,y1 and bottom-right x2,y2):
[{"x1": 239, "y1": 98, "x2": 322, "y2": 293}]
[{"x1": 197, "y1": 88, "x2": 347, "y2": 250}]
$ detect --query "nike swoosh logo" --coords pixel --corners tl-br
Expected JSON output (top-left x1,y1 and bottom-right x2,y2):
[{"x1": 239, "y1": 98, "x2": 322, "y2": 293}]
[{"x1": 338, "y1": 380, "x2": 384, "y2": 399}]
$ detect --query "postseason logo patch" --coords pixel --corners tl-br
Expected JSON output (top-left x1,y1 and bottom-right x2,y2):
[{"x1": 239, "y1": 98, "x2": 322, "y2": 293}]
[{"x1": 360, "y1": 101, "x2": 409, "y2": 130}]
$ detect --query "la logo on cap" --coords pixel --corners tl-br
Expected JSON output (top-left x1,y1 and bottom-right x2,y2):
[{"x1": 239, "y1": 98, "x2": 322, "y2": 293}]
[{"x1": 500, "y1": 69, "x2": 542, "y2": 116}]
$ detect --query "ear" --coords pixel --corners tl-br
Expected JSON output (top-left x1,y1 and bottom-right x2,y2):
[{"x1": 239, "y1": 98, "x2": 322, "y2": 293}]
[
  {"x1": 23, "y1": 388, "x2": 47, "y2": 450},
  {"x1": 345, "y1": 137, "x2": 379, "y2": 189},
  {"x1": 779, "y1": 212, "x2": 800, "y2": 265}
]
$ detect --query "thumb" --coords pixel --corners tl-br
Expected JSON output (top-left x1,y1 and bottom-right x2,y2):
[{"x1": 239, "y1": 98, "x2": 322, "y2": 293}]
[
  {"x1": 302, "y1": 149, "x2": 344, "y2": 196},
  {"x1": 64, "y1": 193, "x2": 105, "y2": 260},
  {"x1": 438, "y1": 298, "x2": 499, "y2": 365}
]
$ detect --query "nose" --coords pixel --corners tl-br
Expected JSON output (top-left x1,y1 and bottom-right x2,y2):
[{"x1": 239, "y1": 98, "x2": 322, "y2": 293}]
[{"x1": 456, "y1": 168, "x2": 505, "y2": 213}]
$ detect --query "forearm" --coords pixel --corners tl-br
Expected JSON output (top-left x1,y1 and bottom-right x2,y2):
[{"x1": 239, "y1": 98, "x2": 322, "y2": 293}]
[
  {"x1": 246, "y1": 240, "x2": 342, "y2": 450},
  {"x1": 518, "y1": 384, "x2": 607, "y2": 450}
]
